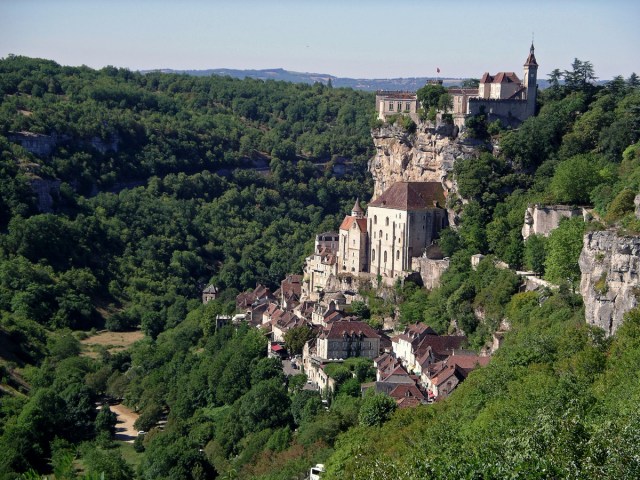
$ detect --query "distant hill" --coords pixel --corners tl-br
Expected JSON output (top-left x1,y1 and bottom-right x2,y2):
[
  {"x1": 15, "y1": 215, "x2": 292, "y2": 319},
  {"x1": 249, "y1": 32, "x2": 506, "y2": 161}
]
[{"x1": 142, "y1": 67, "x2": 554, "y2": 91}]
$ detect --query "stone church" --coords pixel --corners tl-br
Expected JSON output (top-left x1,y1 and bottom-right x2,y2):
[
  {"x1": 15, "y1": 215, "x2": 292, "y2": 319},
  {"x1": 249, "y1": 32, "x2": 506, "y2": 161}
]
[{"x1": 337, "y1": 181, "x2": 448, "y2": 284}]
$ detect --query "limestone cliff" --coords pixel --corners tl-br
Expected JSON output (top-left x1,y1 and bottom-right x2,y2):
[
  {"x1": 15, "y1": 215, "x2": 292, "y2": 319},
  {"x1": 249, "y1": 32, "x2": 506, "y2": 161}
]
[
  {"x1": 579, "y1": 230, "x2": 640, "y2": 336},
  {"x1": 369, "y1": 123, "x2": 478, "y2": 200}
]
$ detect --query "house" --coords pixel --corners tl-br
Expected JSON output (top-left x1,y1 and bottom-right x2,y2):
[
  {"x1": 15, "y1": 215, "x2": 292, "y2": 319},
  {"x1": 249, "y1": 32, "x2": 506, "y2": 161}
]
[
  {"x1": 388, "y1": 383, "x2": 428, "y2": 408},
  {"x1": 280, "y1": 274, "x2": 303, "y2": 309},
  {"x1": 422, "y1": 354, "x2": 490, "y2": 399},
  {"x1": 302, "y1": 232, "x2": 339, "y2": 301},
  {"x1": 202, "y1": 284, "x2": 219, "y2": 304},
  {"x1": 316, "y1": 319, "x2": 381, "y2": 360},
  {"x1": 375, "y1": 91, "x2": 419, "y2": 122},
  {"x1": 236, "y1": 284, "x2": 276, "y2": 325},
  {"x1": 311, "y1": 300, "x2": 344, "y2": 327},
  {"x1": 391, "y1": 322, "x2": 466, "y2": 373}
]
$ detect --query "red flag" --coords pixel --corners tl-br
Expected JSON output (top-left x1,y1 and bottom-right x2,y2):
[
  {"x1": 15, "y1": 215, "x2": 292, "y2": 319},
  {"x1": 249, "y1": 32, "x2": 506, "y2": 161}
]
[{"x1": 437, "y1": 67, "x2": 440, "y2": 73}]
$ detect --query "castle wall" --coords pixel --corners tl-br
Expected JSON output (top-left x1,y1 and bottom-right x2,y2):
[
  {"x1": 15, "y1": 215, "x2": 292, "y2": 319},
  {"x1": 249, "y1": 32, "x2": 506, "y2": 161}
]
[
  {"x1": 522, "y1": 204, "x2": 589, "y2": 240},
  {"x1": 411, "y1": 257, "x2": 450, "y2": 290},
  {"x1": 468, "y1": 98, "x2": 529, "y2": 125}
]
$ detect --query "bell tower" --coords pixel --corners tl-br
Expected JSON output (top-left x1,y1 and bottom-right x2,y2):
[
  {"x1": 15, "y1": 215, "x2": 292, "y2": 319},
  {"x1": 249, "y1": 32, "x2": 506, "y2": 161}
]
[{"x1": 523, "y1": 43, "x2": 538, "y2": 116}]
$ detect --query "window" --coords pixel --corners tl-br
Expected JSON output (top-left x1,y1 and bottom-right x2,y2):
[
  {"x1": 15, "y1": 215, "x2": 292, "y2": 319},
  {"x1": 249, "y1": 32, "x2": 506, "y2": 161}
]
[
  {"x1": 384, "y1": 251, "x2": 387, "y2": 262},
  {"x1": 385, "y1": 233, "x2": 388, "y2": 241},
  {"x1": 374, "y1": 215, "x2": 377, "y2": 225},
  {"x1": 396, "y1": 250, "x2": 400, "y2": 260},
  {"x1": 388, "y1": 102, "x2": 394, "y2": 111},
  {"x1": 385, "y1": 217, "x2": 389, "y2": 226},
  {"x1": 379, "y1": 230, "x2": 382, "y2": 239},
  {"x1": 372, "y1": 249, "x2": 376, "y2": 261},
  {"x1": 397, "y1": 102, "x2": 402, "y2": 112},
  {"x1": 405, "y1": 102, "x2": 411, "y2": 111}
]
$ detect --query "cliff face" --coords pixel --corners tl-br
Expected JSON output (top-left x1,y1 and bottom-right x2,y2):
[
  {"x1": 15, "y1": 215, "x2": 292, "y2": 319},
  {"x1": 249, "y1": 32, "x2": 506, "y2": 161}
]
[
  {"x1": 369, "y1": 123, "x2": 477, "y2": 200},
  {"x1": 579, "y1": 230, "x2": 640, "y2": 336}
]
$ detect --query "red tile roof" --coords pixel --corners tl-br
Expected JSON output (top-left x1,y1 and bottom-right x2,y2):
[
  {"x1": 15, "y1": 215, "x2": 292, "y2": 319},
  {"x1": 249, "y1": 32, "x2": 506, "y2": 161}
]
[
  {"x1": 369, "y1": 182, "x2": 446, "y2": 210},
  {"x1": 339, "y1": 216, "x2": 368, "y2": 232},
  {"x1": 319, "y1": 319, "x2": 380, "y2": 340},
  {"x1": 480, "y1": 72, "x2": 521, "y2": 85}
]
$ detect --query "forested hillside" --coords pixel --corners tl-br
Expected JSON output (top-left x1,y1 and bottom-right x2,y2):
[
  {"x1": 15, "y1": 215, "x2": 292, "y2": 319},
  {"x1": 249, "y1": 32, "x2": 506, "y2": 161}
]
[
  {"x1": 1, "y1": 54, "x2": 640, "y2": 480},
  {"x1": 0, "y1": 56, "x2": 375, "y2": 479}
]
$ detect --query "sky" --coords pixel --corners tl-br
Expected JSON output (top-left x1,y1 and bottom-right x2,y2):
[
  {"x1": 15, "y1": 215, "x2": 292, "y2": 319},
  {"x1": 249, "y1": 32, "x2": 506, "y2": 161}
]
[{"x1": 1, "y1": 0, "x2": 639, "y2": 80}]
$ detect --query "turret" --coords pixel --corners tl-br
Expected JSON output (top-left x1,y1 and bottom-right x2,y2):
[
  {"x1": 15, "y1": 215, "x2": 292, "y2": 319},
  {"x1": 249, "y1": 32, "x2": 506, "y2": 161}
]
[
  {"x1": 351, "y1": 198, "x2": 364, "y2": 219},
  {"x1": 523, "y1": 43, "x2": 538, "y2": 116}
]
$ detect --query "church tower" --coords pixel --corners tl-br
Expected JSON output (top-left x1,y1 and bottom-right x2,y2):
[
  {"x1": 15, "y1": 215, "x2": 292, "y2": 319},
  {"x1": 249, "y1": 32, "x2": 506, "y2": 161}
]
[{"x1": 523, "y1": 43, "x2": 538, "y2": 117}]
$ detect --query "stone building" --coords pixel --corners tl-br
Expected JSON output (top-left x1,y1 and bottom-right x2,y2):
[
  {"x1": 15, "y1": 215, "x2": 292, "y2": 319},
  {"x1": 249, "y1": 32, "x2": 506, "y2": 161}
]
[
  {"x1": 338, "y1": 200, "x2": 368, "y2": 274},
  {"x1": 316, "y1": 319, "x2": 381, "y2": 360},
  {"x1": 375, "y1": 91, "x2": 419, "y2": 122},
  {"x1": 202, "y1": 284, "x2": 219, "y2": 304},
  {"x1": 302, "y1": 232, "x2": 339, "y2": 301},
  {"x1": 367, "y1": 182, "x2": 448, "y2": 281},
  {"x1": 466, "y1": 43, "x2": 538, "y2": 126},
  {"x1": 450, "y1": 44, "x2": 539, "y2": 127}
]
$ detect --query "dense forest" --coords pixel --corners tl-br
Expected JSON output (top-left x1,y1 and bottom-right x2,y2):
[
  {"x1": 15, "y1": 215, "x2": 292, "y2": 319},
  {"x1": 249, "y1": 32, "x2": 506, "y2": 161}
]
[{"x1": 1, "y1": 54, "x2": 639, "y2": 480}]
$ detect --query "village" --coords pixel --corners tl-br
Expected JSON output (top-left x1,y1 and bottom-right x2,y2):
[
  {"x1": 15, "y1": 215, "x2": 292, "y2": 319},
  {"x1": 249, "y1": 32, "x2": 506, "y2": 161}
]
[
  {"x1": 197, "y1": 43, "x2": 560, "y2": 412},
  {"x1": 195, "y1": 45, "x2": 548, "y2": 410}
]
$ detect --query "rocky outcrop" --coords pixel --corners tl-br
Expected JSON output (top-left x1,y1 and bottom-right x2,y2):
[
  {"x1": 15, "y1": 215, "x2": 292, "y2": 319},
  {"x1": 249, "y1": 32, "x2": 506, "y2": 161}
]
[
  {"x1": 635, "y1": 194, "x2": 640, "y2": 219},
  {"x1": 8, "y1": 131, "x2": 119, "y2": 157},
  {"x1": 369, "y1": 123, "x2": 477, "y2": 201},
  {"x1": 8, "y1": 131, "x2": 59, "y2": 157},
  {"x1": 29, "y1": 177, "x2": 61, "y2": 212},
  {"x1": 579, "y1": 230, "x2": 640, "y2": 336}
]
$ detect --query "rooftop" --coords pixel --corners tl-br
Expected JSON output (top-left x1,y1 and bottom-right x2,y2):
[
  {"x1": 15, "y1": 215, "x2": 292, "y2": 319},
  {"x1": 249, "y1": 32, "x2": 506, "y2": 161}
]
[{"x1": 369, "y1": 182, "x2": 446, "y2": 211}]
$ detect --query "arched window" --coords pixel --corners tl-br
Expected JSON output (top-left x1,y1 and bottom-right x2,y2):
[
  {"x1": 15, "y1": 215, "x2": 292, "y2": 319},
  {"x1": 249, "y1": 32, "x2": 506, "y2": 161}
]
[
  {"x1": 379, "y1": 230, "x2": 382, "y2": 239},
  {"x1": 385, "y1": 217, "x2": 389, "y2": 226},
  {"x1": 374, "y1": 215, "x2": 377, "y2": 225},
  {"x1": 372, "y1": 249, "x2": 376, "y2": 262},
  {"x1": 383, "y1": 251, "x2": 387, "y2": 263},
  {"x1": 396, "y1": 250, "x2": 400, "y2": 260}
]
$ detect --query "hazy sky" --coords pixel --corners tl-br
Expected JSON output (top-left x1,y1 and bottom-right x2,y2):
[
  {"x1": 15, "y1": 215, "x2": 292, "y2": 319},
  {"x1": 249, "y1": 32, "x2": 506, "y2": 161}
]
[{"x1": 1, "y1": 0, "x2": 638, "y2": 79}]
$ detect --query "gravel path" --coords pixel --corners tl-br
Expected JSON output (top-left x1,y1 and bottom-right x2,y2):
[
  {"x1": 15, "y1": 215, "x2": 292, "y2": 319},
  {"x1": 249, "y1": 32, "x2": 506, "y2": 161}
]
[{"x1": 109, "y1": 403, "x2": 140, "y2": 443}]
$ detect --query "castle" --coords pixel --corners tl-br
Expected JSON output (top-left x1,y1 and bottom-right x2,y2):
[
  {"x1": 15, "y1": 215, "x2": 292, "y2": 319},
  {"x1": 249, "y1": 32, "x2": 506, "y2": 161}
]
[{"x1": 376, "y1": 44, "x2": 539, "y2": 128}]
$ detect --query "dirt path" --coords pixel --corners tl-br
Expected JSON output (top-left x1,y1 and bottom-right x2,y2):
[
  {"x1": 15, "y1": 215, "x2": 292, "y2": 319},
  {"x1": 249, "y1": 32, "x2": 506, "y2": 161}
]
[{"x1": 109, "y1": 403, "x2": 140, "y2": 443}]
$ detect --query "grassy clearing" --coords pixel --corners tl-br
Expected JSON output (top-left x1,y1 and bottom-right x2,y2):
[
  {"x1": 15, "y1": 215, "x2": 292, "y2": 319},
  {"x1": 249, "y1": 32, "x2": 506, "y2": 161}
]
[{"x1": 80, "y1": 330, "x2": 144, "y2": 357}]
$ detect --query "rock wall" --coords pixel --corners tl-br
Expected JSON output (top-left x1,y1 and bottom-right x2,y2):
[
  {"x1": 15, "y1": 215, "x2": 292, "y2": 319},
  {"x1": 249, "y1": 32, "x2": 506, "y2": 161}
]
[
  {"x1": 579, "y1": 230, "x2": 640, "y2": 336},
  {"x1": 369, "y1": 123, "x2": 477, "y2": 200},
  {"x1": 635, "y1": 194, "x2": 640, "y2": 219},
  {"x1": 29, "y1": 177, "x2": 61, "y2": 212},
  {"x1": 411, "y1": 257, "x2": 450, "y2": 290},
  {"x1": 522, "y1": 204, "x2": 590, "y2": 240}
]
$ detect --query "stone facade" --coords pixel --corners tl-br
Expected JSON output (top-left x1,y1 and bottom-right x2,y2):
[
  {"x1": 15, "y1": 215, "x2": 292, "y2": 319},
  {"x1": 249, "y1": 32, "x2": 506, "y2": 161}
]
[
  {"x1": 411, "y1": 256, "x2": 450, "y2": 290},
  {"x1": 375, "y1": 91, "x2": 419, "y2": 123},
  {"x1": 302, "y1": 232, "x2": 339, "y2": 301},
  {"x1": 522, "y1": 204, "x2": 590, "y2": 240},
  {"x1": 338, "y1": 202, "x2": 368, "y2": 274},
  {"x1": 367, "y1": 182, "x2": 448, "y2": 281},
  {"x1": 316, "y1": 319, "x2": 381, "y2": 360},
  {"x1": 579, "y1": 230, "x2": 640, "y2": 336},
  {"x1": 453, "y1": 44, "x2": 538, "y2": 127}
]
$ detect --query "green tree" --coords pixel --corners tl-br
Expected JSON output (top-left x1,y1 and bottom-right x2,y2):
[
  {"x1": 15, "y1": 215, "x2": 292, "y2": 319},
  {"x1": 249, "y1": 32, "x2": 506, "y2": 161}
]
[
  {"x1": 544, "y1": 217, "x2": 586, "y2": 285},
  {"x1": 358, "y1": 392, "x2": 397, "y2": 427},
  {"x1": 524, "y1": 234, "x2": 547, "y2": 276},
  {"x1": 283, "y1": 325, "x2": 315, "y2": 355},
  {"x1": 550, "y1": 154, "x2": 603, "y2": 204}
]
